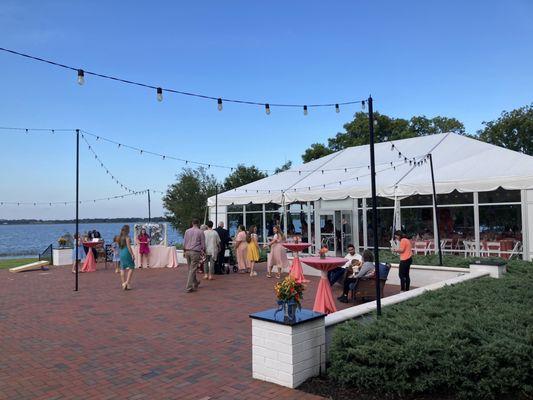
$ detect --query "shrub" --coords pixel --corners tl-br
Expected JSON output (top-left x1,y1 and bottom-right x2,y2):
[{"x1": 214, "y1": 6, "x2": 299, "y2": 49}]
[{"x1": 328, "y1": 261, "x2": 533, "y2": 399}]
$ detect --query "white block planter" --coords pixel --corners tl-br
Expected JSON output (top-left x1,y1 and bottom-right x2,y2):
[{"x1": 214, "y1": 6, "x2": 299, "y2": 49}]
[
  {"x1": 176, "y1": 249, "x2": 187, "y2": 264},
  {"x1": 53, "y1": 248, "x2": 72, "y2": 266},
  {"x1": 469, "y1": 262, "x2": 506, "y2": 278},
  {"x1": 250, "y1": 309, "x2": 325, "y2": 388}
]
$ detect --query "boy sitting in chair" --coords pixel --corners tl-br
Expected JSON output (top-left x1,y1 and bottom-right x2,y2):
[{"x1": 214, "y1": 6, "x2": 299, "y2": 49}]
[{"x1": 328, "y1": 244, "x2": 362, "y2": 286}]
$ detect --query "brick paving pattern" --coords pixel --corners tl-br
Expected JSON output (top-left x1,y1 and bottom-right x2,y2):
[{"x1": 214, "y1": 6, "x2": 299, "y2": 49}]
[{"x1": 0, "y1": 263, "x2": 400, "y2": 399}]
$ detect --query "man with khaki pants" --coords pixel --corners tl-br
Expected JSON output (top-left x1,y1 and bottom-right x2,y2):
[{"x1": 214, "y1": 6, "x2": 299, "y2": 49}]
[{"x1": 183, "y1": 218, "x2": 206, "y2": 292}]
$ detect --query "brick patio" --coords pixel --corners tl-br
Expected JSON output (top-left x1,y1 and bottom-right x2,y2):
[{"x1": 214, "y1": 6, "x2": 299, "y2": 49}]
[{"x1": 0, "y1": 263, "x2": 400, "y2": 400}]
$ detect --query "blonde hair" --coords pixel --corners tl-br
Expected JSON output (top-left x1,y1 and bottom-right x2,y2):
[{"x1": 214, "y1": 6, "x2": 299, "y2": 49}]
[{"x1": 274, "y1": 225, "x2": 285, "y2": 241}]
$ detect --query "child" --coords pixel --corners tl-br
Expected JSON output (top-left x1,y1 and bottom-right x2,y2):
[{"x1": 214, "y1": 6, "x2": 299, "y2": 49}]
[
  {"x1": 247, "y1": 225, "x2": 260, "y2": 277},
  {"x1": 112, "y1": 235, "x2": 120, "y2": 273}
]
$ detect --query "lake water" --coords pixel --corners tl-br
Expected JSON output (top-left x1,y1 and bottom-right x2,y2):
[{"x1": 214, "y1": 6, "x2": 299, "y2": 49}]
[{"x1": 0, "y1": 222, "x2": 183, "y2": 258}]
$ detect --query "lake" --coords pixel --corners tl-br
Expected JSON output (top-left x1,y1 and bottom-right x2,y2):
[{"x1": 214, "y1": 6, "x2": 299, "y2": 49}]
[{"x1": 0, "y1": 222, "x2": 183, "y2": 258}]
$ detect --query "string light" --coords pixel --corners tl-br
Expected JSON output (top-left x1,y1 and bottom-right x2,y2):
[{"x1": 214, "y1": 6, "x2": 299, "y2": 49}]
[
  {"x1": 362, "y1": 100, "x2": 366, "y2": 110},
  {"x1": 335, "y1": 104, "x2": 340, "y2": 113},
  {"x1": 0, "y1": 47, "x2": 365, "y2": 114},
  {"x1": 217, "y1": 98, "x2": 223, "y2": 111},
  {"x1": 265, "y1": 104, "x2": 271, "y2": 115},
  {"x1": 303, "y1": 105, "x2": 308, "y2": 116},
  {"x1": 0, "y1": 191, "x2": 146, "y2": 207},
  {"x1": 77, "y1": 69, "x2": 85, "y2": 85}
]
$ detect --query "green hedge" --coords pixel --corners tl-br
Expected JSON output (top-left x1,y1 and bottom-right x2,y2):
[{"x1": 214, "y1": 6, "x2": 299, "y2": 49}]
[{"x1": 328, "y1": 260, "x2": 533, "y2": 399}]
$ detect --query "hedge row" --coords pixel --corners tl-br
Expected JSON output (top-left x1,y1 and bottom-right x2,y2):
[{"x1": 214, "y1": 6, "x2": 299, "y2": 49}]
[{"x1": 328, "y1": 260, "x2": 533, "y2": 399}]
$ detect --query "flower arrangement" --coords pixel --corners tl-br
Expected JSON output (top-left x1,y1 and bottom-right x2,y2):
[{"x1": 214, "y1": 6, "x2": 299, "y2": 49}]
[
  {"x1": 274, "y1": 276, "x2": 305, "y2": 309},
  {"x1": 319, "y1": 246, "x2": 329, "y2": 259},
  {"x1": 57, "y1": 233, "x2": 73, "y2": 248}
]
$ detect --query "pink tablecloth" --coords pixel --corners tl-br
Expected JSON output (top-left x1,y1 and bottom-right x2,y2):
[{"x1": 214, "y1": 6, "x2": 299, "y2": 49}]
[
  {"x1": 132, "y1": 245, "x2": 178, "y2": 268},
  {"x1": 283, "y1": 243, "x2": 311, "y2": 284},
  {"x1": 301, "y1": 256, "x2": 347, "y2": 315},
  {"x1": 81, "y1": 241, "x2": 98, "y2": 272}
]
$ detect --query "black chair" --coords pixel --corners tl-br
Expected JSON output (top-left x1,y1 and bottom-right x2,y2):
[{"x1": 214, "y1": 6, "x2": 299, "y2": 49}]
[{"x1": 349, "y1": 263, "x2": 391, "y2": 303}]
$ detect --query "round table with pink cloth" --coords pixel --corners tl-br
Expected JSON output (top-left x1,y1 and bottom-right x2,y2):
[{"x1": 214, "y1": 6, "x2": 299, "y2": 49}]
[
  {"x1": 301, "y1": 256, "x2": 347, "y2": 315},
  {"x1": 282, "y1": 242, "x2": 311, "y2": 283},
  {"x1": 132, "y1": 245, "x2": 178, "y2": 268}
]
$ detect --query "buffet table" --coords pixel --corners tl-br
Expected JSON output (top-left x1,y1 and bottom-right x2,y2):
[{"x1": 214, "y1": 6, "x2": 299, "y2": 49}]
[{"x1": 132, "y1": 245, "x2": 178, "y2": 268}]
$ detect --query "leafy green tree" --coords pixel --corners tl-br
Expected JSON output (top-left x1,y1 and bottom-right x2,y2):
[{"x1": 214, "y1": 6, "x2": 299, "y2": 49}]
[
  {"x1": 302, "y1": 112, "x2": 466, "y2": 161},
  {"x1": 274, "y1": 160, "x2": 293, "y2": 174},
  {"x1": 478, "y1": 104, "x2": 533, "y2": 155},
  {"x1": 223, "y1": 164, "x2": 268, "y2": 191},
  {"x1": 163, "y1": 167, "x2": 218, "y2": 234},
  {"x1": 301, "y1": 143, "x2": 334, "y2": 163}
]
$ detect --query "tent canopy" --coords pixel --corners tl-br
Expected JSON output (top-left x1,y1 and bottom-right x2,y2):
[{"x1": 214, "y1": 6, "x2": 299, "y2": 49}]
[{"x1": 209, "y1": 133, "x2": 533, "y2": 206}]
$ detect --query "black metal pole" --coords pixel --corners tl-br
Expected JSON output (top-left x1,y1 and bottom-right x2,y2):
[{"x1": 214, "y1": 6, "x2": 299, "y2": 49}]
[
  {"x1": 75, "y1": 129, "x2": 79, "y2": 291},
  {"x1": 429, "y1": 154, "x2": 443, "y2": 266},
  {"x1": 147, "y1": 189, "x2": 151, "y2": 223},
  {"x1": 368, "y1": 96, "x2": 381, "y2": 316},
  {"x1": 215, "y1": 185, "x2": 218, "y2": 227}
]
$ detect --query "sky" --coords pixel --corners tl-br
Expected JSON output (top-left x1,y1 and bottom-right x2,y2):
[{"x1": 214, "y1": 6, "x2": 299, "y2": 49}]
[{"x1": 0, "y1": 0, "x2": 532, "y2": 220}]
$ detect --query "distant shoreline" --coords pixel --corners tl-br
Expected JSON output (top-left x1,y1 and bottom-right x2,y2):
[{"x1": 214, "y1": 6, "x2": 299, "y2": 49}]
[{"x1": 0, "y1": 217, "x2": 167, "y2": 225}]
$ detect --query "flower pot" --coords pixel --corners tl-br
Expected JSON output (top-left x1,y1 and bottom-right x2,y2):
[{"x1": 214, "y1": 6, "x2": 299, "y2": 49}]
[{"x1": 276, "y1": 300, "x2": 298, "y2": 322}]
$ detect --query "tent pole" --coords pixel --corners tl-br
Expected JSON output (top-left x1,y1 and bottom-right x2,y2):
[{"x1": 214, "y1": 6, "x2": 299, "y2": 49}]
[
  {"x1": 429, "y1": 153, "x2": 443, "y2": 266},
  {"x1": 147, "y1": 189, "x2": 151, "y2": 223},
  {"x1": 215, "y1": 184, "x2": 218, "y2": 227},
  {"x1": 368, "y1": 96, "x2": 381, "y2": 316}
]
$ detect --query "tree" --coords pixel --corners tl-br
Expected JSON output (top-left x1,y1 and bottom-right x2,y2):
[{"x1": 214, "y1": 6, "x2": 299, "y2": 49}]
[
  {"x1": 274, "y1": 160, "x2": 293, "y2": 174},
  {"x1": 301, "y1": 111, "x2": 466, "y2": 161},
  {"x1": 478, "y1": 104, "x2": 533, "y2": 155},
  {"x1": 163, "y1": 167, "x2": 218, "y2": 234},
  {"x1": 223, "y1": 164, "x2": 268, "y2": 191},
  {"x1": 301, "y1": 143, "x2": 334, "y2": 163}
]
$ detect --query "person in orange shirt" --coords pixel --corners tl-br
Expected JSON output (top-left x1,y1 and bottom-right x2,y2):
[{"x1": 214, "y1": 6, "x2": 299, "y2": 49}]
[{"x1": 393, "y1": 230, "x2": 412, "y2": 291}]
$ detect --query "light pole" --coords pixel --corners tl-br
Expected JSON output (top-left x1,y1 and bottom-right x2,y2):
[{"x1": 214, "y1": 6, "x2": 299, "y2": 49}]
[
  {"x1": 367, "y1": 97, "x2": 382, "y2": 316},
  {"x1": 428, "y1": 154, "x2": 443, "y2": 266},
  {"x1": 75, "y1": 129, "x2": 80, "y2": 291}
]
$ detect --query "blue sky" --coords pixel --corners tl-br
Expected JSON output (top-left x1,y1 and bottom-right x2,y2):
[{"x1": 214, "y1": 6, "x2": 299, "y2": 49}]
[{"x1": 0, "y1": 0, "x2": 532, "y2": 219}]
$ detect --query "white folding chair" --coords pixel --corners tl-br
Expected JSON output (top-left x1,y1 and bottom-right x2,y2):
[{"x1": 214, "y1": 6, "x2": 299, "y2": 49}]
[{"x1": 508, "y1": 241, "x2": 522, "y2": 260}]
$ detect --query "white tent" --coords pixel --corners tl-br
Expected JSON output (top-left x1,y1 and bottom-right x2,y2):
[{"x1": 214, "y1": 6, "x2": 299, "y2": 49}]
[{"x1": 209, "y1": 133, "x2": 533, "y2": 206}]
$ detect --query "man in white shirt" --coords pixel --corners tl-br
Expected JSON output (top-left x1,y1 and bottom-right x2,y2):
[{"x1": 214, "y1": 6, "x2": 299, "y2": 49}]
[
  {"x1": 203, "y1": 221, "x2": 221, "y2": 281},
  {"x1": 328, "y1": 244, "x2": 362, "y2": 286}
]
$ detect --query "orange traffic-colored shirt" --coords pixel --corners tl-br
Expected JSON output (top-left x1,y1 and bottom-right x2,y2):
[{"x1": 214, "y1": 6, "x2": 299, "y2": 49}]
[{"x1": 398, "y1": 238, "x2": 412, "y2": 261}]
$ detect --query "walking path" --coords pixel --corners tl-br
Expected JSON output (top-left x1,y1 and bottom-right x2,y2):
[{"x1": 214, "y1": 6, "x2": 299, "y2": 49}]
[{"x1": 0, "y1": 263, "x2": 400, "y2": 399}]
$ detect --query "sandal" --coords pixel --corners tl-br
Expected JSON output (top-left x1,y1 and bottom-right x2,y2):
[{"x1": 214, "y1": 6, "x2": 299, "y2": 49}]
[
  {"x1": 266, "y1": 273, "x2": 272, "y2": 278},
  {"x1": 276, "y1": 273, "x2": 281, "y2": 279}
]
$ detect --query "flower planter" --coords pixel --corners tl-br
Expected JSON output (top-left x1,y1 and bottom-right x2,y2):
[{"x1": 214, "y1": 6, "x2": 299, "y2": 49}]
[
  {"x1": 53, "y1": 247, "x2": 73, "y2": 266},
  {"x1": 469, "y1": 260, "x2": 506, "y2": 278}
]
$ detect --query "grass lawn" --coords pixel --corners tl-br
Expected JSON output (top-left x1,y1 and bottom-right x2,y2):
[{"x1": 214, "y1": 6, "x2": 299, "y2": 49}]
[{"x1": 0, "y1": 258, "x2": 39, "y2": 269}]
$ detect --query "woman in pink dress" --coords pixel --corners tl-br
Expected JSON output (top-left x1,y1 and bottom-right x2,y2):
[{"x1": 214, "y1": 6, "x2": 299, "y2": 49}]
[
  {"x1": 266, "y1": 225, "x2": 288, "y2": 279},
  {"x1": 234, "y1": 225, "x2": 249, "y2": 273},
  {"x1": 137, "y1": 228, "x2": 151, "y2": 268}
]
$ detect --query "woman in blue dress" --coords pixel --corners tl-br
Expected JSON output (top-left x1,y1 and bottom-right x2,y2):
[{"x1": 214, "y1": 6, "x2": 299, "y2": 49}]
[
  {"x1": 71, "y1": 234, "x2": 86, "y2": 273},
  {"x1": 118, "y1": 225, "x2": 135, "y2": 290}
]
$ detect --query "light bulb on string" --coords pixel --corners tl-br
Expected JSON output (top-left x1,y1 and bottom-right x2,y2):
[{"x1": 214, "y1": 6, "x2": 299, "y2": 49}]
[
  {"x1": 335, "y1": 104, "x2": 340, "y2": 113},
  {"x1": 391, "y1": 144, "x2": 395, "y2": 151},
  {"x1": 265, "y1": 104, "x2": 271, "y2": 115},
  {"x1": 217, "y1": 98, "x2": 223, "y2": 111},
  {"x1": 156, "y1": 87, "x2": 163, "y2": 102},
  {"x1": 77, "y1": 69, "x2": 85, "y2": 85},
  {"x1": 303, "y1": 105, "x2": 308, "y2": 116},
  {"x1": 361, "y1": 100, "x2": 366, "y2": 110}
]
